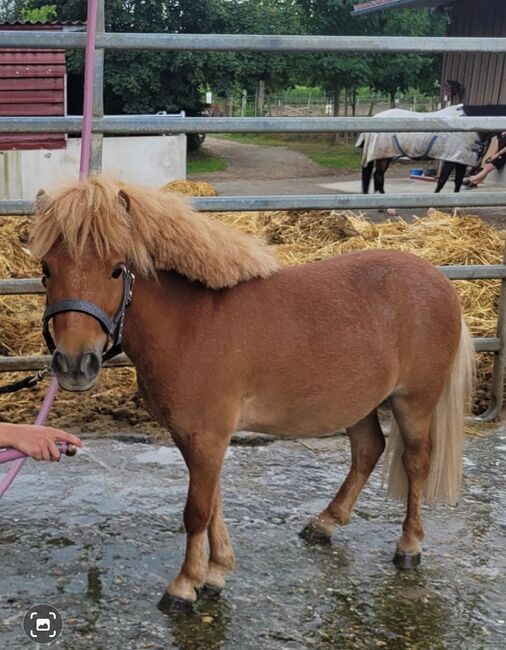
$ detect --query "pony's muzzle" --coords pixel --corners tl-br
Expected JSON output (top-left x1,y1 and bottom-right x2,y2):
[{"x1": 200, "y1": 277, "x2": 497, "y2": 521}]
[{"x1": 51, "y1": 350, "x2": 101, "y2": 391}]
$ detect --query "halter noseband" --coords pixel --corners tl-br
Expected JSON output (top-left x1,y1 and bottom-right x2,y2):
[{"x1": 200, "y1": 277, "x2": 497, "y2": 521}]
[{"x1": 42, "y1": 263, "x2": 135, "y2": 361}]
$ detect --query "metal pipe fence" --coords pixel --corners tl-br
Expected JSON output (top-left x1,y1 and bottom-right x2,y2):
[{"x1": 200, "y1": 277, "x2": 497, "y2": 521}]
[
  {"x1": 5, "y1": 192, "x2": 506, "y2": 214},
  {"x1": 1, "y1": 13, "x2": 506, "y2": 419},
  {"x1": 1, "y1": 31, "x2": 506, "y2": 53},
  {"x1": 1, "y1": 115, "x2": 506, "y2": 133}
]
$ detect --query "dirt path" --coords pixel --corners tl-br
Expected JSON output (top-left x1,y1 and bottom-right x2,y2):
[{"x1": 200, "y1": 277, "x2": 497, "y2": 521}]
[{"x1": 194, "y1": 136, "x2": 337, "y2": 182}]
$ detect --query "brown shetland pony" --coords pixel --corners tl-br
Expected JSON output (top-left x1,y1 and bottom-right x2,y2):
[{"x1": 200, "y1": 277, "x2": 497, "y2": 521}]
[{"x1": 31, "y1": 177, "x2": 474, "y2": 609}]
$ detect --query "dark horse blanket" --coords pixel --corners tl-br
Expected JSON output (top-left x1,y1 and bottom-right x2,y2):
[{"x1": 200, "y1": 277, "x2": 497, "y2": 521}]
[{"x1": 356, "y1": 105, "x2": 484, "y2": 167}]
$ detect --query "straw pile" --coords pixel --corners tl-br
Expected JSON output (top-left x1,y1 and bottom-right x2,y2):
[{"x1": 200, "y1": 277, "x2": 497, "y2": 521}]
[
  {"x1": 0, "y1": 187, "x2": 503, "y2": 431},
  {"x1": 160, "y1": 179, "x2": 218, "y2": 196}
]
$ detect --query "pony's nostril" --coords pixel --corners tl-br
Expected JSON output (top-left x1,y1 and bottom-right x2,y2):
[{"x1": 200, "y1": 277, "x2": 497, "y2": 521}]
[
  {"x1": 79, "y1": 352, "x2": 101, "y2": 379},
  {"x1": 51, "y1": 350, "x2": 69, "y2": 375}
]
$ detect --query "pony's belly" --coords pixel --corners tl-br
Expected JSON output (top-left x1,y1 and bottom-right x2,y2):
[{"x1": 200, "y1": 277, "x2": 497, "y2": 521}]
[{"x1": 238, "y1": 395, "x2": 362, "y2": 437}]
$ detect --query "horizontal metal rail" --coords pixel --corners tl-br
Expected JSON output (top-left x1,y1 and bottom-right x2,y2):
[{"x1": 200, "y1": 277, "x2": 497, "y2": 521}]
[
  {"x1": 439, "y1": 266, "x2": 506, "y2": 281},
  {"x1": 475, "y1": 339, "x2": 501, "y2": 352},
  {"x1": 4, "y1": 192, "x2": 506, "y2": 216},
  {"x1": 0, "y1": 279, "x2": 43, "y2": 294},
  {"x1": 1, "y1": 266, "x2": 505, "y2": 298},
  {"x1": 1, "y1": 31, "x2": 506, "y2": 54},
  {"x1": 193, "y1": 193, "x2": 506, "y2": 211},
  {"x1": 0, "y1": 354, "x2": 130, "y2": 372},
  {"x1": 2, "y1": 115, "x2": 506, "y2": 134},
  {"x1": 0, "y1": 340, "x2": 498, "y2": 373}
]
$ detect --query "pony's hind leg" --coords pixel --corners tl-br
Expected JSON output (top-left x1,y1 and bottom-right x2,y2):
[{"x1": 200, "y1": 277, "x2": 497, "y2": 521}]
[
  {"x1": 204, "y1": 485, "x2": 235, "y2": 595},
  {"x1": 300, "y1": 410, "x2": 385, "y2": 544},
  {"x1": 388, "y1": 395, "x2": 432, "y2": 570}
]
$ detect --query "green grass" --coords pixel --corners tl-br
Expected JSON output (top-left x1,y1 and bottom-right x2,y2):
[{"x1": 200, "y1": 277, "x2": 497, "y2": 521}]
[
  {"x1": 215, "y1": 133, "x2": 362, "y2": 171},
  {"x1": 187, "y1": 147, "x2": 227, "y2": 175}
]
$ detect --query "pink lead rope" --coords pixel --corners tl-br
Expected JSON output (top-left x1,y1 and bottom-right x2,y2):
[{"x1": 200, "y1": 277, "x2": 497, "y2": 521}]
[{"x1": 0, "y1": 0, "x2": 99, "y2": 497}]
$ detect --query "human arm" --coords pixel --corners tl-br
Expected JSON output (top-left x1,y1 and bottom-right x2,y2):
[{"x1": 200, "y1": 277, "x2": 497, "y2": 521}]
[
  {"x1": 0, "y1": 423, "x2": 83, "y2": 461},
  {"x1": 486, "y1": 135, "x2": 506, "y2": 162}
]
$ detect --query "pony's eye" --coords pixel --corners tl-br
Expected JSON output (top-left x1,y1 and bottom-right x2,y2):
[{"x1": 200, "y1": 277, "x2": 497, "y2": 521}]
[
  {"x1": 41, "y1": 262, "x2": 50, "y2": 278},
  {"x1": 111, "y1": 265, "x2": 123, "y2": 279}
]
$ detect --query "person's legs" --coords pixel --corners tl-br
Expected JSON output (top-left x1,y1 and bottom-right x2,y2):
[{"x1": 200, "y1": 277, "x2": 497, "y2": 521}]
[{"x1": 469, "y1": 162, "x2": 496, "y2": 184}]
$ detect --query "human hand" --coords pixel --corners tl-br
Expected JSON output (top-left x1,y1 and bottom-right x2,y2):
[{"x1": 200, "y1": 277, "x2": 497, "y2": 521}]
[{"x1": 0, "y1": 424, "x2": 83, "y2": 461}]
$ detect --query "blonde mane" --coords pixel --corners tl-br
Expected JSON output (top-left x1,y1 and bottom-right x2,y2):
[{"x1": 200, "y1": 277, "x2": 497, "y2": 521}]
[{"x1": 29, "y1": 176, "x2": 280, "y2": 289}]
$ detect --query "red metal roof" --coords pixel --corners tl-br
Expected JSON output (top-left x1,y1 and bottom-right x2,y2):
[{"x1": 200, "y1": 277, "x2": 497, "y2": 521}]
[{"x1": 0, "y1": 23, "x2": 67, "y2": 150}]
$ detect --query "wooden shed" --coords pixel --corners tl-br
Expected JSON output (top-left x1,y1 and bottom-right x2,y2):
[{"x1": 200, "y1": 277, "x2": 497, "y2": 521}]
[
  {"x1": 0, "y1": 21, "x2": 81, "y2": 150},
  {"x1": 352, "y1": 0, "x2": 506, "y2": 105}
]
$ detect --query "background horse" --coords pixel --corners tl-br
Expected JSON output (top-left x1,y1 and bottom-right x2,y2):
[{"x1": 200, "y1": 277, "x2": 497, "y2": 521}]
[
  {"x1": 31, "y1": 177, "x2": 474, "y2": 609},
  {"x1": 357, "y1": 105, "x2": 487, "y2": 194}
]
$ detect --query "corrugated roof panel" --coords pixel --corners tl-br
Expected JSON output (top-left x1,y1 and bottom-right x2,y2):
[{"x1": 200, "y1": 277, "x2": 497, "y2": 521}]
[
  {"x1": 0, "y1": 23, "x2": 66, "y2": 150},
  {"x1": 0, "y1": 78, "x2": 64, "y2": 91},
  {"x1": 0, "y1": 134, "x2": 65, "y2": 150},
  {"x1": 0, "y1": 63, "x2": 66, "y2": 78}
]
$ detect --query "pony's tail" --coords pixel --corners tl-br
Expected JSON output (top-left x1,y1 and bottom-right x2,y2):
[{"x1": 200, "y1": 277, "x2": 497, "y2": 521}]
[{"x1": 385, "y1": 317, "x2": 475, "y2": 505}]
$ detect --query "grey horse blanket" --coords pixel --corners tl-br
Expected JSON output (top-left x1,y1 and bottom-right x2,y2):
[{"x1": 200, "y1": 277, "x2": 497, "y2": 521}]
[{"x1": 356, "y1": 105, "x2": 483, "y2": 167}]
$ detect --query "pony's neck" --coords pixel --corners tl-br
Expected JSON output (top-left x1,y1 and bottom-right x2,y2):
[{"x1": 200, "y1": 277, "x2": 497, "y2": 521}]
[{"x1": 122, "y1": 269, "x2": 212, "y2": 365}]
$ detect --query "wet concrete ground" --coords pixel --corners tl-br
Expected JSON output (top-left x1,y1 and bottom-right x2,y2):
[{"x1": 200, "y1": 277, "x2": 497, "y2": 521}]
[{"x1": 0, "y1": 429, "x2": 505, "y2": 649}]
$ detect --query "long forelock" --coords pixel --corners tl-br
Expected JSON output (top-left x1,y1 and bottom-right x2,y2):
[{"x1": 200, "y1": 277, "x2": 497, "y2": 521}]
[
  {"x1": 30, "y1": 177, "x2": 133, "y2": 263},
  {"x1": 30, "y1": 175, "x2": 280, "y2": 288}
]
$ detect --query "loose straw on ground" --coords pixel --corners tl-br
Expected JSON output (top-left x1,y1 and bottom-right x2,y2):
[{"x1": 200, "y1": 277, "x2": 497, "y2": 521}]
[{"x1": 1, "y1": 181, "x2": 503, "y2": 429}]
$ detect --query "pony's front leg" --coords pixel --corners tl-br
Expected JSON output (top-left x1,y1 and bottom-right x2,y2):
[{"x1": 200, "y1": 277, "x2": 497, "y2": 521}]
[
  {"x1": 204, "y1": 485, "x2": 235, "y2": 594},
  {"x1": 159, "y1": 431, "x2": 229, "y2": 609}
]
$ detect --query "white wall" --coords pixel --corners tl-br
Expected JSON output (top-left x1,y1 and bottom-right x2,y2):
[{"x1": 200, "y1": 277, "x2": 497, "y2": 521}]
[
  {"x1": 0, "y1": 134, "x2": 186, "y2": 200},
  {"x1": 490, "y1": 167, "x2": 506, "y2": 186}
]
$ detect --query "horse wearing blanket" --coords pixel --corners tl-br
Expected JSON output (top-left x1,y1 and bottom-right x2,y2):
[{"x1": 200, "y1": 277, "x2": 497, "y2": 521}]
[
  {"x1": 31, "y1": 177, "x2": 474, "y2": 608},
  {"x1": 357, "y1": 105, "x2": 485, "y2": 194}
]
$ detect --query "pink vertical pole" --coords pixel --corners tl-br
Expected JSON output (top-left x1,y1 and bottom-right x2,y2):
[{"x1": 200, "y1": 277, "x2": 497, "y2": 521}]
[
  {"x1": 79, "y1": 0, "x2": 99, "y2": 180},
  {"x1": 0, "y1": 1, "x2": 99, "y2": 498}
]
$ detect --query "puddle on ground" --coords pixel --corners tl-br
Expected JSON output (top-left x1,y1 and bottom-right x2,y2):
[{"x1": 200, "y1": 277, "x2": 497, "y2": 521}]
[{"x1": 0, "y1": 430, "x2": 505, "y2": 649}]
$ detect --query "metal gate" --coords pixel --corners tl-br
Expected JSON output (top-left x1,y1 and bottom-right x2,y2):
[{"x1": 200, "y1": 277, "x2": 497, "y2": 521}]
[{"x1": 1, "y1": 0, "x2": 506, "y2": 419}]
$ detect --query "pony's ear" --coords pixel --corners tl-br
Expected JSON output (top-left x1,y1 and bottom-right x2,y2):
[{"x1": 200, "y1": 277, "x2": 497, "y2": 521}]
[
  {"x1": 35, "y1": 189, "x2": 52, "y2": 214},
  {"x1": 118, "y1": 189, "x2": 130, "y2": 212}
]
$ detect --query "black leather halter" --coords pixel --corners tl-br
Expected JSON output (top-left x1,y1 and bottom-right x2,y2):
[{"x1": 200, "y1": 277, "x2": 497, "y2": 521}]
[{"x1": 42, "y1": 263, "x2": 135, "y2": 361}]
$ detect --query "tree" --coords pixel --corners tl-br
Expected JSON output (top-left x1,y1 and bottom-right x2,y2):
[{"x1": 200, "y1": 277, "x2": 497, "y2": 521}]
[
  {"x1": 18, "y1": 0, "x2": 237, "y2": 115},
  {"x1": 299, "y1": 1, "x2": 445, "y2": 122},
  {"x1": 227, "y1": 0, "x2": 304, "y2": 114},
  {"x1": 0, "y1": 0, "x2": 56, "y2": 21},
  {"x1": 298, "y1": 1, "x2": 375, "y2": 142},
  {"x1": 367, "y1": 8, "x2": 445, "y2": 106}
]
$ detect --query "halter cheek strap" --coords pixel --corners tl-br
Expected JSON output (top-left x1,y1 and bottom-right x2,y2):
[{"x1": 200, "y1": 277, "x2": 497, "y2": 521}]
[{"x1": 42, "y1": 263, "x2": 135, "y2": 361}]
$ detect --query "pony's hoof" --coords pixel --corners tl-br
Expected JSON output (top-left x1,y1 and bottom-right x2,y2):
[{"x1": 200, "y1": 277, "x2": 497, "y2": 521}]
[
  {"x1": 157, "y1": 590, "x2": 194, "y2": 614},
  {"x1": 299, "y1": 522, "x2": 332, "y2": 545},
  {"x1": 200, "y1": 583, "x2": 223, "y2": 598},
  {"x1": 393, "y1": 550, "x2": 421, "y2": 570}
]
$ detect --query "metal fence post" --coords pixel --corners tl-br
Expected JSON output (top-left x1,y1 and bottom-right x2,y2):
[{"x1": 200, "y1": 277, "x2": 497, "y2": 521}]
[
  {"x1": 89, "y1": 0, "x2": 104, "y2": 173},
  {"x1": 481, "y1": 244, "x2": 506, "y2": 421}
]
